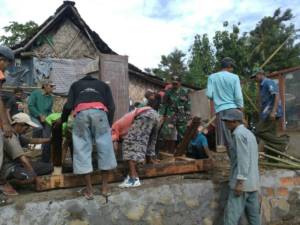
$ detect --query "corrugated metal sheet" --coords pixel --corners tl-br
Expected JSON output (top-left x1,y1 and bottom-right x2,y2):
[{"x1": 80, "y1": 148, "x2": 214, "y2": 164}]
[{"x1": 33, "y1": 58, "x2": 94, "y2": 95}]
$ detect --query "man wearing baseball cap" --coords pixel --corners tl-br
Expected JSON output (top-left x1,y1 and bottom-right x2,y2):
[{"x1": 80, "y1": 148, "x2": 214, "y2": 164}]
[
  {"x1": 250, "y1": 68, "x2": 289, "y2": 153},
  {"x1": 1, "y1": 113, "x2": 52, "y2": 195},
  {"x1": 0, "y1": 46, "x2": 14, "y2": 205},
  {"x1": 222, "y1": 109, "x2": 260, "y2": 225},
  {"x1": 206, "y1": 57, "x2": 244, "y2": 153}
]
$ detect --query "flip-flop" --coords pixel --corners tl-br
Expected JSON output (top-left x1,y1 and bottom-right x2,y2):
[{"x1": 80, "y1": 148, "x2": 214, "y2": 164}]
[
  {"x1": 100, "y1": 191, "x2": 111, "y2": 204},
  {"x1": 101, "y1": 191, "x2": 112, "y2": 197},
  {"x1": 0, "y1": 184, "x2": 18, "y2": 196},
  {"x1": 78, "y1": 188, "x2": 94, "y2": 200}
]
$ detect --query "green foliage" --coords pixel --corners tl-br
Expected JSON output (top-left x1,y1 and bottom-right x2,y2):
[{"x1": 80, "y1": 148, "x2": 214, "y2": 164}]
[
  {"x1": 0, "y1": 21, "x2": 38, "y2": 47},
  {"x1": 148, "y1": 8, "x2": 300, "y2": 118},
  {"x1": 248, "y1": 8, "x2": 300, "y2": 72},
  {"x1": 185, "y1": 34, "x2": 215, "y2": 88},
  {"x1": 213, "y1": 23, "x2": 251, "y2": 77},
  {"x1": 149, "y1": 48, "x2": 187, "y2": 81}
]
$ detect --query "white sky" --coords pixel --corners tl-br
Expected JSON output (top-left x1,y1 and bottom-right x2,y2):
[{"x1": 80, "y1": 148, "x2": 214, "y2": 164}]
[{"x1": 0, "y1": 0, "x2": 299, "y2": 70}]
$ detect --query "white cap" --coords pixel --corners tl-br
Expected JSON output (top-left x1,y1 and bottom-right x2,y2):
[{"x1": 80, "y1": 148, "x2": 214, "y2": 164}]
[{"x1": 11, "y1": 113, "x2": 39, "y2": 128}]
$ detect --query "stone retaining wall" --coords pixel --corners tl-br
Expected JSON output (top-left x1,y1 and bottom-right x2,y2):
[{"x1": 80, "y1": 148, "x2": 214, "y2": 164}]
[{"x1": 0, "y1": 170, "x2": 299, "y2": 225}]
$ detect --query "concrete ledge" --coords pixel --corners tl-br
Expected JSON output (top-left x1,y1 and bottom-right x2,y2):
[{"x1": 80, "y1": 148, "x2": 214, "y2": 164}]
[{"x1": 0, "y1": 170, "x2": 300, "y2": 225}]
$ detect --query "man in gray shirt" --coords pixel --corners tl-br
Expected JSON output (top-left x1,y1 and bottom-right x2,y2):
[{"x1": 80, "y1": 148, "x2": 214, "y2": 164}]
[{"x1": 222, "y1": 109, "x2": 260, "y2": 225}]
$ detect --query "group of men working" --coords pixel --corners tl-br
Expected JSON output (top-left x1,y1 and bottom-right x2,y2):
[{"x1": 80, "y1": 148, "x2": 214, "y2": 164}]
[
  {"x1": 0, "y1": 46, "x2": 58, "y2": 205},
  {"x1": 207, "y1": 57, "x2": 288, "y2": 225},
  {"x1": 0, "y1": 45, "x2": 286, "y2": 225}
]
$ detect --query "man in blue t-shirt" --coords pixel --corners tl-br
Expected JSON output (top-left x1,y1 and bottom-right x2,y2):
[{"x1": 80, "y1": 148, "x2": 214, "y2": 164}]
[
  {"x1": 251, "y1": 68, "x2": 289, "y2": 152},
  {"x1": 187, "y1": 125, "x2": 212, "y2": 159},
  {"x1": 206, "y1": 57, "x2": 244, "y2": 153}
]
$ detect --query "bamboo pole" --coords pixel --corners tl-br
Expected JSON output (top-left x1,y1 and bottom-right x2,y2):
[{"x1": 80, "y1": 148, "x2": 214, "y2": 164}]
[
  {"x1": 264, "y1": 145, "x2": 300, "y2": 163},
  {"x1": 259, "y1": 161, "x2": 300, "y2": 170},
  {"x1": 259, "y1": 152, "x2": 300, "y2": 167},
  {"x1": 243, "y1": 33, "x2": 295, "y2": 113},
  {"x1": 243, "y1": 90, "x2": 259, "y2": 112},
  {"x1": 204, "y1": 115, "x2": 216, "y2": 128},
  {"x1": 260, "y1": 34, "x2": 294, "y2": 69}
]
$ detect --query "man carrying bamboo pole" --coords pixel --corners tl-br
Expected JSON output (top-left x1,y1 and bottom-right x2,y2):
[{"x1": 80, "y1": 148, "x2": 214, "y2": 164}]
[
  {"x1": 206, "y1": 57, "x2": 244, "y2": 153},
  {"x1": 250, "y1": 68, "x2": 289, "y2": 154}
]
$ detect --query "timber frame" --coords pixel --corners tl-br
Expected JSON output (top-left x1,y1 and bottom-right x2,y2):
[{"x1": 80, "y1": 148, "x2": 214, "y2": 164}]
[
  {"x1": 35, "y1": 116, "x2": 213, "y2": 191},
  {"x1": 35, "y1": 157, "x2": 212, "y2": 191}
]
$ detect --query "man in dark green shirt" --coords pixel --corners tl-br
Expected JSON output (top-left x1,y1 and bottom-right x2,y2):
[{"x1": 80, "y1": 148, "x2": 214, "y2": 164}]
[
  {"x1": 28, "y1": 79, "x2": 54, "y2": 125},
  {"x1": 28, "y1": 79, "x2": 55, "y2": 161}
]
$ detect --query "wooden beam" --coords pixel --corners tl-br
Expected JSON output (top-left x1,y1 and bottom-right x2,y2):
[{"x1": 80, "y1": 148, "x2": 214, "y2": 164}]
[
  {"x1": 175, "y1": 156, "x2": 195, "y2": 161},
  {"x1": 35, "y1": 159, "x2": 213, "y2": 191},
  {"x1": 174, "y1": 117, "x2": 201, "y2": 156},
  {"x1": 159, "y1": 152, "x2": 174, "y2": 159},
  {"x1": 51, "y1": 124, "x2": 63, "y2": 167}
]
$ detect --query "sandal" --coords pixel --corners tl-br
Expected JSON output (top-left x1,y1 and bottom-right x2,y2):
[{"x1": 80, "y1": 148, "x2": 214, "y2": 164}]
[
  {"x1": 78, "y1": 188, "x2": 94, "y2": 200},
  {"x1": 0, "y1": 183, "x2": 18, "y2": 196},
  {"x1": 101, "y1": 191, "x2": 112, "y2": 197}
]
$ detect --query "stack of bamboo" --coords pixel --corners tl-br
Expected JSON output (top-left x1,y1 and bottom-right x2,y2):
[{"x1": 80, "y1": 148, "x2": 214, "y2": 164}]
[{"x1": 259, "y1": 145, "x2": 300, "y2": 170}]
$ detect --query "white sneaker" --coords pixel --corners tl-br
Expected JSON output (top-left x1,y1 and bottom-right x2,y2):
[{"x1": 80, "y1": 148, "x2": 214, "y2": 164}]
[
  {"x1": 119, "y1": 177, "x2": 141, "y2": 188},
  {"x1": 118, "y1": 175, "x2": 130, "y2": 188}
]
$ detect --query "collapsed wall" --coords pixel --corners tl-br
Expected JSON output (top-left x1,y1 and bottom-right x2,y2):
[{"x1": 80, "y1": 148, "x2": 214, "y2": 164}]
[{"x1": 0, "y1": 169, "x2": 299, "y2": 225}]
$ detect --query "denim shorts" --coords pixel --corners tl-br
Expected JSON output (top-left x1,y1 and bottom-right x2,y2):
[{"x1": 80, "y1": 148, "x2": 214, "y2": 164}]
[{"x1": 72, "y1": 109, "x2": 117, "y2": 174}]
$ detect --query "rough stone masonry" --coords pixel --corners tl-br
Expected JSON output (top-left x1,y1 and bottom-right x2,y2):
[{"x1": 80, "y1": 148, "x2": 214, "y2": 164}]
[{"x1": 0, "y1": 169, "x2": 299, "y2": 225}]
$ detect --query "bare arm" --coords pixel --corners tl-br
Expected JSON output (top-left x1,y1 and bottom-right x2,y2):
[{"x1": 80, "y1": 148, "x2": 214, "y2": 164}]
[
  {"x1": 203, "y1": 146, "x2": 212, "y2": 159},
  {"x1": 0, "y1": 98, "x2": 13, "y2": 137},
  {"x1": 29, "y1": 138, "x2": 51, "y2": 144},
  {"x1": 6, "y1": 108, "x2": 12, "y2": 123},
  {"x1": 270, "y1": 94, "x2": 279, "y2": 120}
]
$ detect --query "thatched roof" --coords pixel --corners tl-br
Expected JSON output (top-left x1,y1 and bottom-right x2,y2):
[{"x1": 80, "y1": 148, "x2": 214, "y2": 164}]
[{"x1": 12, "y1": 1, "x2": 199, "y2": 90}]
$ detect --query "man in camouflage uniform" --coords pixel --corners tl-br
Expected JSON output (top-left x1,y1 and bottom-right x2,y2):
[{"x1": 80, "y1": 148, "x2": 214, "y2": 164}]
[{"x1": 159, "y1": 76, "x2": 191, "y2": 151}]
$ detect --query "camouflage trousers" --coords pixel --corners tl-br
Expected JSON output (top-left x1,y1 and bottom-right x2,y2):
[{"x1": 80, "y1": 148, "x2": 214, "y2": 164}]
[
  {"x1": 122, "y1": 114, "x2": 158, "y2": 162},
  {"x1": 160, "y1": 121, "x2": 187, "y2": 142}
]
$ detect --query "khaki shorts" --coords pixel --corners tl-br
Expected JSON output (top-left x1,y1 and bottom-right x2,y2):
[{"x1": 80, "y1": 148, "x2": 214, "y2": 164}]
[{"x1": 3, "y1": 134, "x2": 24, "y2": 161}]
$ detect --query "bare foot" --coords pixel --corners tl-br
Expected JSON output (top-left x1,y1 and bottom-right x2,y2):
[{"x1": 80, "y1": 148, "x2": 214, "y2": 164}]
[{"x1": 100, "y1": 186, "x2": 111, "y2": 196}]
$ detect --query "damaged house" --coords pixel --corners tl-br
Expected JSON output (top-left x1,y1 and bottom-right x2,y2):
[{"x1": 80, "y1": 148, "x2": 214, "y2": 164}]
[{"x1": 6, "y1": 1, "x2": 174, "y2": 119}]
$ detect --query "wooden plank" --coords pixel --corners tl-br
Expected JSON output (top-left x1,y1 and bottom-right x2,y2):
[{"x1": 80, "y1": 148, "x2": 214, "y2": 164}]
[
  {"x1": 159, "y1": 152, "x2": 174, "y2": 159},
  {"x1": 175, "y1": 156, "x2": 195, "y2": 161},
  {"x1": 35, "y1": 159, "x2": 212, "y2": 191},
  {"x1": 99, "y1": 54, "x2": 129, "y2": 121},
  {"x1": 174, "y1": 117, "x2": 201, "y2": 156}
]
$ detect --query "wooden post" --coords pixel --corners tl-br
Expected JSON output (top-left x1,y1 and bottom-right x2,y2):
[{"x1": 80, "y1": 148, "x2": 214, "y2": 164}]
[
  {"x1": 51, "y1": 124, "x2": 63, "y2": 167},
  {"x1": 174, "y1": 117, "x2": 201, "y2": 156}
]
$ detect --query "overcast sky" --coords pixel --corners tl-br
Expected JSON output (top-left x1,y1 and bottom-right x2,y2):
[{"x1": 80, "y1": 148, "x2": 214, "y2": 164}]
[{"x1": 0, "y1": 0, "x2": 299, "y2": 70}]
